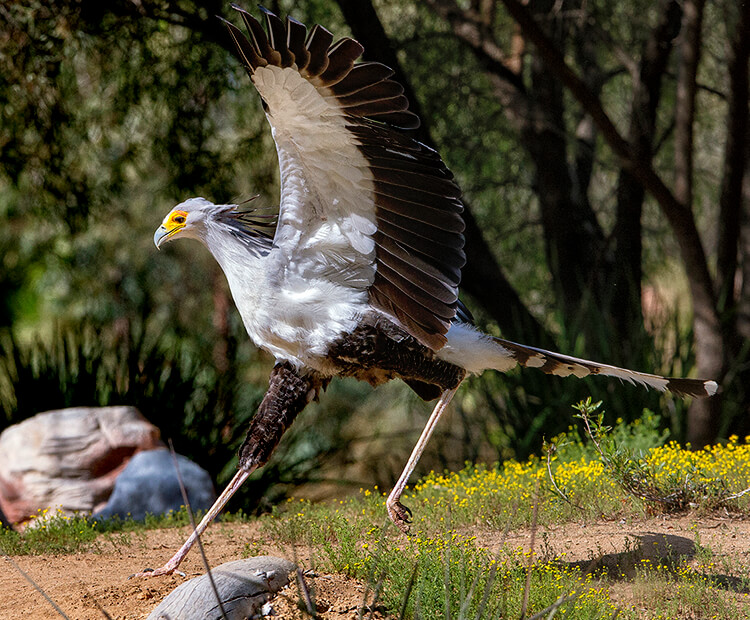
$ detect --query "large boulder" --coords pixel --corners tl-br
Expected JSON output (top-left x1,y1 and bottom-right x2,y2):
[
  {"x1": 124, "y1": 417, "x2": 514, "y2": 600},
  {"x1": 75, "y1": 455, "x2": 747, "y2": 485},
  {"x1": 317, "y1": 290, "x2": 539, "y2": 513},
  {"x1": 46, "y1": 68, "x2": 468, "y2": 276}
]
[
  {"x1": 93, "y1": 448, "x2": 216, "y2": 521},
  {"x1": 0, "y1": 406, "x2": 163, "y2": 525}
]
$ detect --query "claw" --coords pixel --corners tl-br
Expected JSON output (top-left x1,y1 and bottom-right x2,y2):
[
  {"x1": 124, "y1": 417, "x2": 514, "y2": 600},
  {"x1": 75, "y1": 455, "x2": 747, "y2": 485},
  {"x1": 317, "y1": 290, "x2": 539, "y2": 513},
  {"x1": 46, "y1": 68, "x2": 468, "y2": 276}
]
[{"x1": 386, "y1": 499, "x2": 413, "y2": 534}]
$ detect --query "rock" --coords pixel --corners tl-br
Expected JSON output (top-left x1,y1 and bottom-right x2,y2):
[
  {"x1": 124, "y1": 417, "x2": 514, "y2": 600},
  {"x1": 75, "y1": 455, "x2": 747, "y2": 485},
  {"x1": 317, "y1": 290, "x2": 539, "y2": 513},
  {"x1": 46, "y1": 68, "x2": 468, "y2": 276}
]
[
  {"x1": 0, "y1": 406, "x2": 163, "y2": 526},
  {"x1": 93, "y1": 449, "x2": 216, "y2": 521},
  {"x1": 0, "y1": 504, "x2": 11, "y2": 530},
  {"x1": 147, "y1": 556, "x2": 296, "y2": 620}
]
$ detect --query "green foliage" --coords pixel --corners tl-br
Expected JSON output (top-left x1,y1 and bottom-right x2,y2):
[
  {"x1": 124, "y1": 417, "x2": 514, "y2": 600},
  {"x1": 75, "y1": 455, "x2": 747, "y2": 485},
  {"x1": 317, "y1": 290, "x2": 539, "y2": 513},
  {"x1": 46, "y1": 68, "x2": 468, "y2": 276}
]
[
  {"x1": 633, "y1": 561, "x2": 750, "y2": 619},
  {"x1": 1, "y1": 322, "x2": 215, "y2": 427},
  {"x1": 0, "y1": 505, "x2": 209, "y2": 556},
  {"x1": 571, "y1": 398, "x2": 750, "y2": 512},
  {"x1": 551, "y1": 407, "x2": 669, "y2": 465},
  {"x1": 93, "y1": 504, "x2": 205, "y2": 532},
  {"x1": 266, "y1": 508, "x2": 621, "y2": 619},
  {"x1": 572, "y1": 398, "x2": 673, "y2": 507}
]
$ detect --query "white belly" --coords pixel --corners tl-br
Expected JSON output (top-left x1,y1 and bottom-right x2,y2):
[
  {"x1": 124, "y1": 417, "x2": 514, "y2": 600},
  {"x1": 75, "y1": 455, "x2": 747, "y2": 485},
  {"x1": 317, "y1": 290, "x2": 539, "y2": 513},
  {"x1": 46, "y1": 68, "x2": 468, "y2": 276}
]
[
  {"x1": 239, "y1": 277, "x2": 366, "y2": 371},
  {"x1": 213, "y1": 241, "x2": 367, "y2": 371}
]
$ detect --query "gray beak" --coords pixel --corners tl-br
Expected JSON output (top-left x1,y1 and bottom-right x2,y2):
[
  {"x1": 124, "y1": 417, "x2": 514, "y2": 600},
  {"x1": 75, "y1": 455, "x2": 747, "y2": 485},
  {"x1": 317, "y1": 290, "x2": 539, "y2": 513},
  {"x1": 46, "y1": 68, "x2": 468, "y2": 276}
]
[{"x1": 154, "y1": 225, "x2": 170, "y2": 249}]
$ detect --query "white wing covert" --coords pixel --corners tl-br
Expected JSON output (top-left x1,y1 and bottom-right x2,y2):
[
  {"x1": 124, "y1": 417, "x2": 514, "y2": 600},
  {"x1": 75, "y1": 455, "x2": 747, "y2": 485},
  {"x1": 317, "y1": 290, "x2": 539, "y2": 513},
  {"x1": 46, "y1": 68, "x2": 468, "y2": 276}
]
[{"x1": 221, "y1": 6, "x2": 466, "y2": 350}]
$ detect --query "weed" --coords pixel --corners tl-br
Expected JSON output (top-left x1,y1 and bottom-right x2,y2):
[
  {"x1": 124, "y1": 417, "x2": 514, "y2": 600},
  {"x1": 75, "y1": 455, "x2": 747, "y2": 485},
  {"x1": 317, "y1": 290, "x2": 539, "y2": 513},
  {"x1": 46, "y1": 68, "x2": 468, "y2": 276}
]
[
  {"x1": 0, "y1": 509, "x2": 99, "y2": 556},
  {"x1": 572, "y1": 398, "x2": 750, "y2": 513}
]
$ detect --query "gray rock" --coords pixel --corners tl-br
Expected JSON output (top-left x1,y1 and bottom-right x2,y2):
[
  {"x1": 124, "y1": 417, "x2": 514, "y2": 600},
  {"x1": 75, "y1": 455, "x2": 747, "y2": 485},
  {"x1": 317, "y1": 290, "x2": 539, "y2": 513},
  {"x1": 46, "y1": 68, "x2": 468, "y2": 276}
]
[
  {"x1": 93, "y1": 448, "x2": 216, "y2": 521},
  {"x1": 0, "y1": 406, "x2": 163, "y2": 526},
  {"x1": 147, "y1": 556, "x2": 296, "y2": 620}
]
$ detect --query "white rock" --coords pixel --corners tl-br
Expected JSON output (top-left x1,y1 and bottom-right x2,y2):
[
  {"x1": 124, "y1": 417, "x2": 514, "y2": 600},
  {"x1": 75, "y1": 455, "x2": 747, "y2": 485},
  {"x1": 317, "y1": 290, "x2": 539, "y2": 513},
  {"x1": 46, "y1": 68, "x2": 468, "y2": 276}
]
[{"x1": 0, "y1": 406, "x2": 162, "y2": 525}]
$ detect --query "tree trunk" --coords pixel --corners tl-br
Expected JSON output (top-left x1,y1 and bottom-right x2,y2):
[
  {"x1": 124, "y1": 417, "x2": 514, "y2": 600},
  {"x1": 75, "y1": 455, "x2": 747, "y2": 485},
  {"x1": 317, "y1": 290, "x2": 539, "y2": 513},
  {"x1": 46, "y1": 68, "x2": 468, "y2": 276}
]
[
  {"x1": 740, "y1": 154, "x2": 750, "y2": 343},
  {"x1": 674, "y1": 0, "x2": 705, "y2": 210},
  {"x1": 668, "y1": 0, "x2": 722, "y2": 447},
  {"x1": 611, "y1": 0, "x2": 682, "y2": 357},
  {"x1": 523, "y1": 11, "x2": 601, "y2": 322},
  {"x1": 690, "y1": 0, "x2": 750, "y2": 444}
]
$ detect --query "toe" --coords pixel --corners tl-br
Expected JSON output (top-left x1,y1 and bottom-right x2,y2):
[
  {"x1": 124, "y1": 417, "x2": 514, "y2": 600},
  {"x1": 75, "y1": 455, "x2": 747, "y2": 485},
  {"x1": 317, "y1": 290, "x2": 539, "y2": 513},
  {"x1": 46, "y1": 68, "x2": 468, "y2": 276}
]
[{"x1": 386, "y1": 500, "x2": 413, "y2": 534}]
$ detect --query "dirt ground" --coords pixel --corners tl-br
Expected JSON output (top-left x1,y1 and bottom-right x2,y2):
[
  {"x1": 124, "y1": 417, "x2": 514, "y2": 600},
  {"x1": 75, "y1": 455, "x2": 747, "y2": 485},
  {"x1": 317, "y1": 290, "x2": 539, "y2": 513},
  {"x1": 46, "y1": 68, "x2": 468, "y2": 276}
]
[{"x1": 2, "y1": 514, "x2": 749, "y2": 619}]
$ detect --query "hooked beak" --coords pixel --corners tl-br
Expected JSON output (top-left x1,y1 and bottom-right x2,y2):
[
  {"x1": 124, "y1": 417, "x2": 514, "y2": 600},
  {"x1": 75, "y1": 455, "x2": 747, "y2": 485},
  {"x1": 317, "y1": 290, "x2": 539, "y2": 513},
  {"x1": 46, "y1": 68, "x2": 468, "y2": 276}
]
[
  {"x1": 154, "y1": 223, "x2": 183, "y2": 249},
  {"x1": 153, "y1": 225, "x2": 169, "y2": 249}
]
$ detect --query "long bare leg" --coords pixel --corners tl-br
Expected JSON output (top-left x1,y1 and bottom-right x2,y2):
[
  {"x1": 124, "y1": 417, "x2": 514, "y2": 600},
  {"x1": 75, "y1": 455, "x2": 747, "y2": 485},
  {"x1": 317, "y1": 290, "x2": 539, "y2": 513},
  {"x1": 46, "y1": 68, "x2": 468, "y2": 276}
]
[
  {"x1": 386, "y1": 385, "x2": 460, "y2": 533},
  {"x1": 131, "y1": 362, "x2": 321, "y2": 578},
  {"x1": 130, "y1": 467, "x2": 254, "y2": 577}
]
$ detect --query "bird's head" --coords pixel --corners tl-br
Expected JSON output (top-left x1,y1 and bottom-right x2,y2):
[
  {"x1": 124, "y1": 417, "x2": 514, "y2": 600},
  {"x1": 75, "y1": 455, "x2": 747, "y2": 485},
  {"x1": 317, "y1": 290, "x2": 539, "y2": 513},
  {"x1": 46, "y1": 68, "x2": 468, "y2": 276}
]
[{"x1": 154, "y1": 197, "x2": 215, "y2": 249}]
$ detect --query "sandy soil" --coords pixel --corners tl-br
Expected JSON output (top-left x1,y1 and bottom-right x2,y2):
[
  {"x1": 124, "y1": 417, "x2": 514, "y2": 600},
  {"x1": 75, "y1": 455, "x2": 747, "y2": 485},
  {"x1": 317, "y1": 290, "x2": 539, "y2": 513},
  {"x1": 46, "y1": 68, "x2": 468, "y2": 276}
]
[{"x1": 2, "y1": 514, "x2": 749, "y2": 619}]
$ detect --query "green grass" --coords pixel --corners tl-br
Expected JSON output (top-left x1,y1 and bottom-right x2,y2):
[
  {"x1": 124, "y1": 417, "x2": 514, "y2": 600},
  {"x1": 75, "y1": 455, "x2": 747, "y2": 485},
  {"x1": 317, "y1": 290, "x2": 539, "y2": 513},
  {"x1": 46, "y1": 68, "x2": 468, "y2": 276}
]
[
  {"x1": 254, "y1": 492, "x2": 750, "y2": 619},
  {"x1": 3, "y1": 410, "x2": 750, "y2": 618},
  {"x1": 260, "y1": 498, "x2": 621, "y2": 618},
  {"x1": 631, "y1": 560, "x2": 750, "y2": 619},
  {"x1": 0, "y1": 509, "x2": 100, "y2": 556},
  {"x1": 0, "y1": 505, "x2": 211, "y2": 556}
]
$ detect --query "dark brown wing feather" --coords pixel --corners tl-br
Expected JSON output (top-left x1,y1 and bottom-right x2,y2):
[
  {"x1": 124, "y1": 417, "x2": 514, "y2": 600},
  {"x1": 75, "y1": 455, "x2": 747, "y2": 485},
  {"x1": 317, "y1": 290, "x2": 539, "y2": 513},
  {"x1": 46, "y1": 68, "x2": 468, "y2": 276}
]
[
  {"x1": 221, "y1": 7, "x2": 466, "y2": 351},
  {"x1": 304, "y1": 25, "x2": 333, "y2": 77},
  {"x1": 330, "y1": 63, "x2": 395, "y2": 96},
  {"x1": 320, "y1": 38, "x2": 365, "y2": 84},
  {"x1": 286, "y1": 17, "x2": 310, "y2": 70}
]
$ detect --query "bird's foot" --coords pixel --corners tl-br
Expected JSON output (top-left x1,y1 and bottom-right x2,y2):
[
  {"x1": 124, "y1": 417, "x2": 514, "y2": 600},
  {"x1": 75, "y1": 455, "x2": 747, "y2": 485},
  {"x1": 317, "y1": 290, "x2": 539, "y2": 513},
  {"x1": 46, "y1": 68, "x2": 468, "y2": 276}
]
[
  {"x1": 129, "y1": 564, "x2": 186, "y2": 579},
  {"x1": 386, "y1": 498, "x2": 413, "y2": 534}
]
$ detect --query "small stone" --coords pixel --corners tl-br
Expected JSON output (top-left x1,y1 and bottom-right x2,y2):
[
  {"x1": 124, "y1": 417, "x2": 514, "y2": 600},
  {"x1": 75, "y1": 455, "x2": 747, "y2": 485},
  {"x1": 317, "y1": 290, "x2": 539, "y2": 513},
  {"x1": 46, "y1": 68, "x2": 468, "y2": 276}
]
[{"x1": 261, "y1": 601, "x2": 275, "y2": 616}]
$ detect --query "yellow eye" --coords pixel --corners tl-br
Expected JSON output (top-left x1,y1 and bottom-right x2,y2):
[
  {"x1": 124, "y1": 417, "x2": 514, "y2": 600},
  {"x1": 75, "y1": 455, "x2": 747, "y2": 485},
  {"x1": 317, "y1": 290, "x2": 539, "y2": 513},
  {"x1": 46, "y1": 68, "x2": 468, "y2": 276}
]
[{"x1": 168, "y1": 210, "x2": 188, "y2": 226}]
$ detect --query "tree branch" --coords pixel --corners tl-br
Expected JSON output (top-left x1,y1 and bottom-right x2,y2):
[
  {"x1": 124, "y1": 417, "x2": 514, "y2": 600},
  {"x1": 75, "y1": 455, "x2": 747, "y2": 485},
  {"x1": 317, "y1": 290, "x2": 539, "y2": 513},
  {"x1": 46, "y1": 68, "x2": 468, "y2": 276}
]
[
  {"x1": 426, "y1": 0, "x2": 526, "y2": 92},
  {"x1": 498, "y1": 0, "x2": 716, "y2": 320},
  {"x1": 674, "y1": 0, "x2": 705, "y2": 210},
  {"x1": 611, "y1": 0, "x2": 682, "y2": 345}
]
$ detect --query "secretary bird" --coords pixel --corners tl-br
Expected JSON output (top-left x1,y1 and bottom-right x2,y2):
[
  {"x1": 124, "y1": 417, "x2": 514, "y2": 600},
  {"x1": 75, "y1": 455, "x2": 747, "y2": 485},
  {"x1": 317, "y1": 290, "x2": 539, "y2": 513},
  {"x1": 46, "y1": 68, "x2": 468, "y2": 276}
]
[{"x1": 138, "y1": 6, "x2": 716, "y2": 577}]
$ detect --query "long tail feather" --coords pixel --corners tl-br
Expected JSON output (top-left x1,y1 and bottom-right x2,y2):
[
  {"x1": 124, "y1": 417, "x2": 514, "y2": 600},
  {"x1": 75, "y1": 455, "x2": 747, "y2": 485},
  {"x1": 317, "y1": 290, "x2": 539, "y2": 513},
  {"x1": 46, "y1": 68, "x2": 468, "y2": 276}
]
[{"x1": 493, "y1": 337, "x2": 718, "y2": 398}]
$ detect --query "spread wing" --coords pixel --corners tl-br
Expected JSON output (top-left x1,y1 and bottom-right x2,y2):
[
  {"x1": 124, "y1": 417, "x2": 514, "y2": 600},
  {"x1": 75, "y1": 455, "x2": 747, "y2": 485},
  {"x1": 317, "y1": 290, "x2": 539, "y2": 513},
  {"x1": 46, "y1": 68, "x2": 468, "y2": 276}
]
[{"x1": 221, "y1": 5, "x2": 466, "y2": 350}]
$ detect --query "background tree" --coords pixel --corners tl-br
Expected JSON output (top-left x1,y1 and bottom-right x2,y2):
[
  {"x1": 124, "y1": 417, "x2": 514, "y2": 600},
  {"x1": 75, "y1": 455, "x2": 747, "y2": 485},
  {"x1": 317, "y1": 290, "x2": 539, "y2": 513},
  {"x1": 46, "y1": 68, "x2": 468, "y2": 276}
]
[
  {"x1": 420, "y1": 0, "x2": 748, "y2": 445},
  {"x1": 0, "y1": 0, "x2": 746, "y2": 508}
]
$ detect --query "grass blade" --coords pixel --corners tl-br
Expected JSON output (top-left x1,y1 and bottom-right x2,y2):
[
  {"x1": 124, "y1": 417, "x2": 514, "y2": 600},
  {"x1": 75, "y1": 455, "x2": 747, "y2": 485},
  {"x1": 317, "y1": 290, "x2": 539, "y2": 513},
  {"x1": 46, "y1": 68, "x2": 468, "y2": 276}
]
[
  {"x1": 168, "y1": 440, "x2": 228, "y2": 620},
  {"x1": 520, "y1": 481, "x2": 541, "y2": 619},
  {"x1": 2, "y1": 554, "x2": 72, "y2": 619},
  {"x1": 296, "y1": 567, "x2": 317, "y2": 617},
  {"x1": 398, "y1": 561, "x2": 419, "y2": 620}
]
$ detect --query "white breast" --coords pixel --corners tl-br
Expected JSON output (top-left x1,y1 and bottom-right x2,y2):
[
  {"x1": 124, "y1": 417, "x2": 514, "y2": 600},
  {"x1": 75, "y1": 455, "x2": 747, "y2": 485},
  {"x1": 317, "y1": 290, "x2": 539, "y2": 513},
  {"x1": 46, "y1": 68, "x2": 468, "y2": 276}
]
[
  {"x1": 205, "y1": 215, "x2": 369, "y2": 373},
  {"x1": 208, "y1": 65, "x2": 381, "y2": 370}
]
